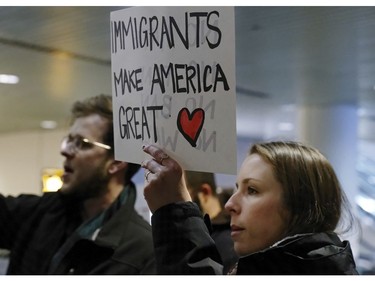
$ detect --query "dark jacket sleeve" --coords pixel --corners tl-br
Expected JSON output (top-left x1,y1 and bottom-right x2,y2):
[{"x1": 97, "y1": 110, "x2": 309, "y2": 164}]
[
  {"x1": 0, "y1": 194, "x2": 42, "y2": 249},
  {"x1": 151, "y1": 201, "x2": 223, "y2": 274}
]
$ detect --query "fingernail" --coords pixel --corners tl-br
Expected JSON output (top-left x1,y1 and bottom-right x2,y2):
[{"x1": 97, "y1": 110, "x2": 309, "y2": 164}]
[{"x1": 142, "y1": 142, "x2": 150, "y2": 150}]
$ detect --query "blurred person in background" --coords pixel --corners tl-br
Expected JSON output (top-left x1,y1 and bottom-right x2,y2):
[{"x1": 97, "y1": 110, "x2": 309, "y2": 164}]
[
  {"x1": 0, "y1": 94, "x2": 155, "y2": 274},
  {"x1": 184, "y1": 171, "x2": 238, "y2": 274}
]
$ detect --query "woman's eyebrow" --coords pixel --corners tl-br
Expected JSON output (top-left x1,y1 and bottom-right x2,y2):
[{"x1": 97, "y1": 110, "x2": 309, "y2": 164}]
[
  {"x1": 242, "y1": 177, "x2": 262, "y2": 184},
  {"x1": 236, "y1": 177, "x2": 263, "y2": 189}
]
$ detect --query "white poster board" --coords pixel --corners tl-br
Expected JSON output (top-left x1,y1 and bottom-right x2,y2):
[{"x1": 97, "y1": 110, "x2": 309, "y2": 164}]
[{"x1": 110, "y1": 6, "x2": 237, "y2": 174}]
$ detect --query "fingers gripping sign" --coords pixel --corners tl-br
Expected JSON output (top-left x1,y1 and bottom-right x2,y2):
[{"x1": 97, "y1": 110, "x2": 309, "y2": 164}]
[
  {"x1": 142, "y1": 144, "x2": 191, "y2": 213},
  {"x1": 144, "y1": 170, "x2": 152, "y2": 183}
]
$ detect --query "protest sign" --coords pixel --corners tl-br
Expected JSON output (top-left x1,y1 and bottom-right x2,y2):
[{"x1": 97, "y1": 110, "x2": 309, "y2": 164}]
[{"x1": 110, "y1": 6, "x2": 237, "y2": 174}]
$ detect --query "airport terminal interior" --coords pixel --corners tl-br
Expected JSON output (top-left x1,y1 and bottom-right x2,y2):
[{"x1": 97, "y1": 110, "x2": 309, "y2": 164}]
[{"x1": 0, "y1": 6, "x2": 375, "y2": 274}]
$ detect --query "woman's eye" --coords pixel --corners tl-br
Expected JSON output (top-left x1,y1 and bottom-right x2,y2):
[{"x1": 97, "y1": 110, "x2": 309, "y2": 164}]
[{"x1": 247, "y1": 187, "x2": 258, "y2": 195}]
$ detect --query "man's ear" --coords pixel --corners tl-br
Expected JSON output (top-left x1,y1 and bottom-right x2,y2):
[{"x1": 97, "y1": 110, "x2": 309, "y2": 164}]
[
  {"x1": 200, "y1": 183, "x2": 213, "y2": 197},
  {"x1": 197, "y1": 184, "x2": 213, "y2": 205},
  {"x1": 108, "y1": 160, "x2": 128, "y2": 174}
]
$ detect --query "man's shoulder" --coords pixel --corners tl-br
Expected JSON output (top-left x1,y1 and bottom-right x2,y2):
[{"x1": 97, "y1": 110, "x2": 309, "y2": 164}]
[
  {"x1": 104, "y1": 209, "x2": 155, "y2": 268},
  {"x1": 103, "y1": 205, "x2": 152, "y2": 239},
  {"x1": 127, "y1": 210, "x2": 152, "y2": 234},
  {"x1": 3, "y1": 191, "x2": 62, "y2": 210}
]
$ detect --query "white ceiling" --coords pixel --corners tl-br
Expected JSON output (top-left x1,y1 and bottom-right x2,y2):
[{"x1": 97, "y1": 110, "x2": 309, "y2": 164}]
[{"x1": 0, "y1": 6, "x2": 374, "y2": 140}]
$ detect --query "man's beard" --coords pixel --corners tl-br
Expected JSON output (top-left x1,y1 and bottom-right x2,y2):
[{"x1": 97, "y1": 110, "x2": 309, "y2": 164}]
[{"x1": 61, "y1": 163, "x2": 110, "y2": 201}]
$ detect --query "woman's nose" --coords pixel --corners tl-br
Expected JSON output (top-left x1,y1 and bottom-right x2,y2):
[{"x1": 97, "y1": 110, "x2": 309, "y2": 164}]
[{"x1": 225, "y1": 192, "x2": 238, "y2": 214}]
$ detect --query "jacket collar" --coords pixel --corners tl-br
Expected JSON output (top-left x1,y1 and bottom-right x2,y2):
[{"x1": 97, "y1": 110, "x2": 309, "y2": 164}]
[
  {"x1": 236, "y1": 232, "x2": 358, "y2": 275},
  {"x1": 93, "y1": 181, "x2": 137, "y2": 249}
]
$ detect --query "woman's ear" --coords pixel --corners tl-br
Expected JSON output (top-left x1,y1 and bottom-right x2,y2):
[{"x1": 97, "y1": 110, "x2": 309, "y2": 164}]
[{"x1": 108, "y1": 160, "x2": 128, "y2": 174}]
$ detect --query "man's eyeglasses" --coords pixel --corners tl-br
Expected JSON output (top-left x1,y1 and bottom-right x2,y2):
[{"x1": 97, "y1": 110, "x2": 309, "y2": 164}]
[{"x1": 61, "y1": 135, "x2": 111, "y2": 154}]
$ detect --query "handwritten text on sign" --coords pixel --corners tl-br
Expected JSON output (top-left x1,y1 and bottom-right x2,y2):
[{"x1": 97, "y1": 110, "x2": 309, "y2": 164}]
[{"x1": 110, "y1": 7, "x2": 237, "y2": 174}]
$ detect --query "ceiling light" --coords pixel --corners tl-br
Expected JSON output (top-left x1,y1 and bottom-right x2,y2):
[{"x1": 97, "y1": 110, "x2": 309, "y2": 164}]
[
  {"x1": 40, "y1": 120, "x2": 57, "y2": 129},
  {"x1": 356, "y1": 194, "x2": 375, "y2": 216},
  {"x1": 280, "y1": 104, "x2": 295, "y2": 112},
  {"x1": 357, "y1": 108, "x2": 367, "y2": 117},
  {"x1": 0, "y1": 74, "x2": 19, "y2": 84},
  {"x1": 278, "y1": 122, "x2": 294, "y2": 131}
]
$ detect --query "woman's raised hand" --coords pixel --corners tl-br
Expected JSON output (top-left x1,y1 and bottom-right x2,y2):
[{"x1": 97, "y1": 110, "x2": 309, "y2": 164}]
[{"x1": 142, "y1": 144, "x2": 191, "y2": 213}]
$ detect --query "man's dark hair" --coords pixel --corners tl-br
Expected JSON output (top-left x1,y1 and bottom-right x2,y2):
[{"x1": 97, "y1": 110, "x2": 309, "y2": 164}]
[
  {"x1": 70, "y1": 94, "x2": 140, "y2": 182},
  {"x1": 184, "y1": 171, "x2": 218, "y2": 196}
]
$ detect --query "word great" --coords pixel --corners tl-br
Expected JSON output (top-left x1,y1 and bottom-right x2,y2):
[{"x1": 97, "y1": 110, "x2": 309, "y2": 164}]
[
  {"x1": 118, "y1": 105, "x2": 163, "y2": 142},
  {"x1": 111, "y1": 11, "x2": 221, "y2": 53}
]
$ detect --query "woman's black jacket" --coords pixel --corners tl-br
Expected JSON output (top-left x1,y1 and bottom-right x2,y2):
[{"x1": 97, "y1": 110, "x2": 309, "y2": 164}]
[{"x1": 151, "y1": 202, "x2": 358, "y2": 275}]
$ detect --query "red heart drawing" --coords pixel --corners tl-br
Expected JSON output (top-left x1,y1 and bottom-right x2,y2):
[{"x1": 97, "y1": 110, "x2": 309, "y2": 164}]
[{"x1": 177, "y1": 108, "x2": 205, "y2": 147}]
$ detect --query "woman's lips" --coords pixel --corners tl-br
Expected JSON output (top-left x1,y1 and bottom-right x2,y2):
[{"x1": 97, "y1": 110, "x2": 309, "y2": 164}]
[{"x1": 231, "y1": 224, "x2": 245, "y2": 237}]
